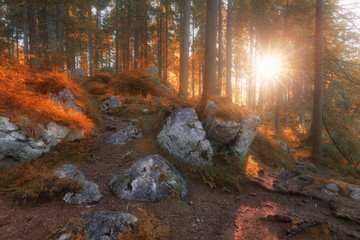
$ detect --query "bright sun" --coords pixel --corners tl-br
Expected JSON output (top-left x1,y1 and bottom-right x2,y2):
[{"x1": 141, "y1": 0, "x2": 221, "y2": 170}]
[{"x1": 256, "y1": 54, "x2": 283, "y2": 79}]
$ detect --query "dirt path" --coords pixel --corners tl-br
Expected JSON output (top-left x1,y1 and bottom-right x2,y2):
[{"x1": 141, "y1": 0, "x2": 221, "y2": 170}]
[{"x1": 1, "y1": 115, "x2": 360, "y2": 240}]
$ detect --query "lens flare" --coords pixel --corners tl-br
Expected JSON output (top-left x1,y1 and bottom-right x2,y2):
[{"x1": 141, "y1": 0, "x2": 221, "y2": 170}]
[{"x1": 256, "y1": 54, "x2": 283, "y2": 79}]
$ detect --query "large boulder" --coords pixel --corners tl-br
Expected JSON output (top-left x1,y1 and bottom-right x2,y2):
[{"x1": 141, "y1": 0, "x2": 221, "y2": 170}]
[
  {"x1": 230, "y1": 115, "x2": 261, "y2": 159},
  {"x1": 100, "y1": 96, "x2": 122, "y2": 113},
  {"x1": 157, "y1": 108, "x2": 213, "y2": 167},
  {"x1": 348, "y1": 186, "x2": 360, "y2": 200},
  {"x1": 110, "y1": 155, "x2": 187, "y2": 201},
  {"x1": 48, "y1": 89, "x2": 83, "y2": 112},
  {"x1": 48, "y1": 211, "x2": 137, "y2": 240},
  {"x1": 201, "y1": 101, "x2": 261, "y2": 159},
  {"x1": 145, "y1": 66, "x2": 175, "y2": 95},
  {"x1": 54, "y1": 164, "x2": 102, "y2": 204},
  {"x1": 0, "y1": 117, "x2": 75, "y2": 165},
  {"x1": 322, "y1": 181, "x2": 341, "y2": 196},
  {"x1": 106, "y1": 125, "x2": 143, "y2": 144},
  {"x1": 202, "y1": 101, "x2": 242, "y2": 151}
]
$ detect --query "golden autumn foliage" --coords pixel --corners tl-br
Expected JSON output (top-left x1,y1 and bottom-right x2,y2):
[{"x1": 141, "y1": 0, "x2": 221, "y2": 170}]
[{"x1": 0, "y1": 64, "x2": 98, "y2": 135}]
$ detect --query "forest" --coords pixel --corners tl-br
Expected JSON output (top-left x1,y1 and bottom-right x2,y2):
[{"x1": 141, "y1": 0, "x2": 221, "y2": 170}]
[{"x1": 0, "y1": 0, "x2": 360, "y2": 239}]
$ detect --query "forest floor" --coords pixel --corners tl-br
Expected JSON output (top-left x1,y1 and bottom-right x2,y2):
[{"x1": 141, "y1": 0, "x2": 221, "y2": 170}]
[{"x1": 1, "y1": 114, "x2": 360, "y2": 240}]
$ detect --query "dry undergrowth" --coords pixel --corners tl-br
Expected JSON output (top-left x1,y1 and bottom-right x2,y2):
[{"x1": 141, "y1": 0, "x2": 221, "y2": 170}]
[
  {"x1": 87, "y1": 70, "x2": 173, "y2": 99},
  {"x1": 0, "y1": 136, "x2": 98, "y2": 205},
  {"x1": 0, "y1": 64, "x2": 98, "y2": 136},
  {"x1": 119, "y1": 208, "x2": 170, "y2": 240},
  {"x1": 250, "y1": 126, "x2": 295, "y2": 171}
]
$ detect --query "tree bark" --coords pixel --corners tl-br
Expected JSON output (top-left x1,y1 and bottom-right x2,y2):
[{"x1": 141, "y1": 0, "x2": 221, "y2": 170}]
[
  {"x1": 115, "y1": 0, "x2": 120, "y2": 73},
  {"x1": 158, "y1": 3, "x2": 163, "y2": 77},
  {"x1": 179, "y1": 0, "x2": 191, "y2": 98},
  {"x1": 134, "y1": 0, "x2": 140, "y2": 69},
  {"x1": 164, "y1": 0, "x2": 169, "y2": 80},
  {"x1": 56, "y1": 3, "x2": 64, "y2": 68},
  {"x1": 202, "y1": 0, "x2": 218, "y2": 98},
  {"x1": 23, "y1": 0, "x2": 29, "y2": 61},
  {"x1": 88, "y1": 6, "x2": 94, "y2": 76},
  {"x1": 27, "y1": 0, "x2": 40, "y2": 69},
  {"x1": 311, "y1": 0, "x2": 325, "y2": 155},
  {"x1": 225, "y1": 0, "x2": 233, "y2": 100},
  {"x1": 217, "y1": 0, "x2": 223, "y2": 95},
  {"x1": 46, "y1": 4, "x2": 56, "y2": 66}
]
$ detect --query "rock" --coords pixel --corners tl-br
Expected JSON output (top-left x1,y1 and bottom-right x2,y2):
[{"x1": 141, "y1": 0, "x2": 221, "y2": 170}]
[
  {"x1": 322, "y1": 181, "x2": 341, "y2": 195},
  {"x1": 230, "y1": 115, "x2": 261, "y2": 159},
  {"x1": 348, "y1": 186, "x2": 360, "y2": 200},
  {"x1": 54, "y1": 164, "x2": 102, "y2": 204},
  {"x1": 275, "y1": 140, "x2": 288, "y2": 151},
  {"x1": 48, "y1": 211, "x2": 137, "y2": 240},
  {"x1": 157, "y1": 108, "x2": 213, "y2": 167},
  {"x1": 100, "y1": 96, "x2": 122, "y2": 113},
  {"x1": 48, "y1": 89, "x2": 82, "y2": 112},
  {"x1": 65, "y1": 128, "x2": 85, "y2": 141},
  {"x1": 0, "y1": 117, "x2": 74, "y2": 162},
  {"x1": 294, "y1": 175, "x2": 313, "y2": 185},
  {"x1": 329, "y1": 199, "x2": 340, "y2": 211},
  {"x1": 106, "y1": 125, "x2": 142, "y2": 144},
  {"x1": 71, "y1": 68, "x2": 86, "y2": 77},
  {"x1": 142, "y1": 108, "x2": 150, "y2": 115},
  {"x1": 145, "y1": 66, "x2": 175, "y2": 94},
  {"x1": 130, "y1": 118, "x2": 139, "y2": 126},
  {"x1": 202, "y1": 101, "x2": 241, "y2": 151},
  {"x1": 200, "y1": 100, "x2": 260, "y2": 159},
  {"x1": 121, "y1": 150, "x2": 140, "y2": 162},
  {"x1": 110, "y1": 155, "x2": 187, "y2": 201},
  {"x1": 295, "y1": 162, "x2": 318, "y2": 173}
]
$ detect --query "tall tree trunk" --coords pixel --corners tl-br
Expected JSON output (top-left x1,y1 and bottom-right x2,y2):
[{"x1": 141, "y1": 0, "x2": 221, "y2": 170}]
[
  {"x1": 311, "y1": 0, "x2": 324, "y2": 155},
  {"x1": 158, "y1": 4, "x2": 163, "y2": 77},
  {"x1": 134, "y1": 0, "x2": 140, "y2": 69},
  {"x1": 144, "y1": 15, "x2": 148, "y2": 65},
  {"x1": 27, "y1": 0, "x2": 40, "y2": 69},
  {"x1": 164, "y1": 0, "x2": 169, "y2": 80},
  {"x1": 115, "y1": 0, "x2": 120, "y2": 73},
  {"x1": 23, "y1": 0, "x2": 29, "y2": 61},
  {"x1": 46, "y1": 4, "x2": 56, "y2": 66},
  {"x1": 202, "y1": 0, "x2": 218, "y2": 98},
  {"x1": 88, "y1": 6, "x2": 94, "y2": 76},
  {"x1": 64, "y1": 6, "x2": 75, "y2": 70},
  {"x1": 275, "y1": 82, "x2": 281, "y2": 133},
  {"x1": 121, "y1": 2, "x2": 126, "y2": 70},
  {"x1": 192, "y1": 14, "x2": 195, "y2": 99},
  {"x1": 56, "y1": 3, "x2": 65, "y2": 68},
  {"x1": 94, "y1": 5, "x2": 101, "y2": 70},
  {"x1": 225, "y1": 0, "x2": 232, "y2": 100},
  {"x1": 248, "y1": 27, "x2": 254, "y2": 107},
  {"x1": 179, "y1": 0, "x2": 191, "y2": 98},
  {"x1": 126, "y1": 3, "x2": 131, "y2": 70},
  {"x1": 217, "y1": 0, "x2": 223, "y2": 95}
]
